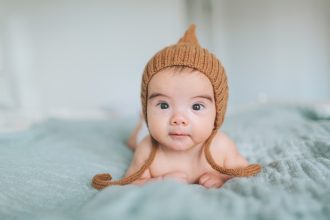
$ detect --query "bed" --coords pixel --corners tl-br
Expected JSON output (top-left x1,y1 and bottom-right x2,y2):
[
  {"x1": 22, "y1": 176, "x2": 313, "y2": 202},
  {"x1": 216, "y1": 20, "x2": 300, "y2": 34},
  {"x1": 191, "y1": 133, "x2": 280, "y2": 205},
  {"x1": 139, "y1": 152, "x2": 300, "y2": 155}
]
[{"x1": 0, "y1": 103, "x2": 329, "y2": 220}]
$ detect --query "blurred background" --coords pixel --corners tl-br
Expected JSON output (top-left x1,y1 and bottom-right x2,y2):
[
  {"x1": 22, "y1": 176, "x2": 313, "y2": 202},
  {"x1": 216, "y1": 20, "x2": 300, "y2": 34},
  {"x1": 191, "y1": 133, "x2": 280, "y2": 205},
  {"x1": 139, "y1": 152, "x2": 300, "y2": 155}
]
[{"x1": 0, "y1": 0, "x2": 329, "y2": 127}]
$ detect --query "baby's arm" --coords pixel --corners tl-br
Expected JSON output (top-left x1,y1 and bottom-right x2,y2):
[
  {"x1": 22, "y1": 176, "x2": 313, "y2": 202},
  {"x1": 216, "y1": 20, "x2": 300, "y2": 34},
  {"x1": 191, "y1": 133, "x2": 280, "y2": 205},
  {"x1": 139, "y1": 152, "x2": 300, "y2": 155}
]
[
  {"x1": 199, "y1": 132, "x2": 249, "y2": 188},
  {"x1": 125, "y1": 136, "x2": 161, "y2": 185},
  {"x1": 222, "y1": 134, "x2": 249, "y2": 169}
]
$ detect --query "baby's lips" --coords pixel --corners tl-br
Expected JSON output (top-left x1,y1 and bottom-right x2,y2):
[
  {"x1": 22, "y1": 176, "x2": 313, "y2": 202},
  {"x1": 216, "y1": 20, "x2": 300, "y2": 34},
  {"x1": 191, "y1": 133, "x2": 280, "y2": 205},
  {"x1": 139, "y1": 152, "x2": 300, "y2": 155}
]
[{"x1": 169, "y1": 132, "x2": 190, "y2": 136}]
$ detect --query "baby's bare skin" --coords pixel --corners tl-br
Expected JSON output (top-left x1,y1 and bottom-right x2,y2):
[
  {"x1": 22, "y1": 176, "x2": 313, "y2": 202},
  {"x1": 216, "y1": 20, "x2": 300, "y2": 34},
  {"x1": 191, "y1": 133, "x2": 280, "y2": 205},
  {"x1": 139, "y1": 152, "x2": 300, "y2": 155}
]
[{"x1": 125, "y1": 131, "x2": 249, "y2": 188}]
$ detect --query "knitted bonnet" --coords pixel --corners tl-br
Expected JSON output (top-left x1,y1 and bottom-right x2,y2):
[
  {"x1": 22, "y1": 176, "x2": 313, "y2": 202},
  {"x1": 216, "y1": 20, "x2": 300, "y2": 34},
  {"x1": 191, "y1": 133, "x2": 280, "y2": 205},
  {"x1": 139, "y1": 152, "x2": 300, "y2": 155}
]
[{"x1": 92, "y1": 24, "x2": 261, "y2": 190}]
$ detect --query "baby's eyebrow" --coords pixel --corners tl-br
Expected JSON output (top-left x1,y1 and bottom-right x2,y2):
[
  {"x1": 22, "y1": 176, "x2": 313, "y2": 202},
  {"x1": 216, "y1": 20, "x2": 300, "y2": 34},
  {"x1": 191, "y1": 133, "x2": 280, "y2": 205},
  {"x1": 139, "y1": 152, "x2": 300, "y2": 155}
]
[
  {"x1": 148, "y1": 93, "x2": 169, "y2": 100},
  {"x1": 193, "y1": 95, "x2": 213, "y2": 103}
]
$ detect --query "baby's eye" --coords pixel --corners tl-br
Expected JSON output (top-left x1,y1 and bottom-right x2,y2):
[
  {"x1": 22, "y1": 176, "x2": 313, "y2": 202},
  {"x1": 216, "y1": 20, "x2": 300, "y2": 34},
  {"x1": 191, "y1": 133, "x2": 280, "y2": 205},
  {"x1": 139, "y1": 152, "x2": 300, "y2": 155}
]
[
  {"x1": 192, "y1": 103, "x2": 204, "y2": 111},
  {"x1": 158, "y1": 102, "x2": 169, "y2": 109}
]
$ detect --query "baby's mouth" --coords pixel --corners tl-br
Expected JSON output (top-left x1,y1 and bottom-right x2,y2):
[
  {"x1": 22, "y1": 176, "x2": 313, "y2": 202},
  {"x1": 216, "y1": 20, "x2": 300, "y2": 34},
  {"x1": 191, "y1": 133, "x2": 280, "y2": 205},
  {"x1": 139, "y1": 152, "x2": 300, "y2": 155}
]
[{"x1": 169, "y1": 132, "x2": 190, "y2": 137}]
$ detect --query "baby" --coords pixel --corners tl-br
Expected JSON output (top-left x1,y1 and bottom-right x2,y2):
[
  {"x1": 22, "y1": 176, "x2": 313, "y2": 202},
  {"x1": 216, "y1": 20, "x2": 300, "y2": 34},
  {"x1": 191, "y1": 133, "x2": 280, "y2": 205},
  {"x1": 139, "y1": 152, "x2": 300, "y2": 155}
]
[{"x1": 92, "y1": 24, "x2": 261, "y2": 189}]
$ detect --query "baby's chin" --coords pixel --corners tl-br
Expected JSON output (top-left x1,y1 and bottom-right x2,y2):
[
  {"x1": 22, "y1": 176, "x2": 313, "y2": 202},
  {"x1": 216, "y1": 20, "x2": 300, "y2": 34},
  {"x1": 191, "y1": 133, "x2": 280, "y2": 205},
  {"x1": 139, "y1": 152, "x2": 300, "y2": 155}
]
[{"x1": 160, "y1": 137, "x2": 199, "y2": 152}]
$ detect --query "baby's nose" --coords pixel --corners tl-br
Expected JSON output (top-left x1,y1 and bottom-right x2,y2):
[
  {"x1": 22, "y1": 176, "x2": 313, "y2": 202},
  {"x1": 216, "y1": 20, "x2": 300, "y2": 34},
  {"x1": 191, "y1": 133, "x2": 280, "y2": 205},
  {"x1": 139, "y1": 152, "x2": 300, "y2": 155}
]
[{"x1": 170, "y1": 113, "x2": 188, "y2": 126}]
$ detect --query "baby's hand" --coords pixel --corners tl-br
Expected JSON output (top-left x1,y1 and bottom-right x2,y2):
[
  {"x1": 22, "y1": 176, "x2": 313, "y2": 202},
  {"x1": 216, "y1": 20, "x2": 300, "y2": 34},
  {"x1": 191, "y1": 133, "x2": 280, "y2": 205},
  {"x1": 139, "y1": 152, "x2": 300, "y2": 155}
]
[
  {"x1": 198, "y1": 173, "x2": 225, "y2": 188},
  {"x1": 162, "y1": 171, "x2": 189, "y2": 184}
]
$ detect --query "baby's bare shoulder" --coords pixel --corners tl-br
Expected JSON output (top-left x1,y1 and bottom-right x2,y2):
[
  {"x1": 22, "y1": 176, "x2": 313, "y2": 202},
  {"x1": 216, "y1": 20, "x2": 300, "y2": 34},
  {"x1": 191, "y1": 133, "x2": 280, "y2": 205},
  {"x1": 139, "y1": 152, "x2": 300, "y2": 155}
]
[
  {"x1": 211, "y1": 131, "x2": 237, "y2": 155},
  {"x1": 211, "y1": 131, "x2": 249, "y2": 168}
]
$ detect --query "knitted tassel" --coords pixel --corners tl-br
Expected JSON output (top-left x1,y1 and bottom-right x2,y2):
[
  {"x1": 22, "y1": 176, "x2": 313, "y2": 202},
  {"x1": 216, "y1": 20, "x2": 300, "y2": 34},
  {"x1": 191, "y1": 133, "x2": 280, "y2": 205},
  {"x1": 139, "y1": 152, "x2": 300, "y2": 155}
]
[{"x1": 92, "y1": 144, "x2": 157, "y2": 190}]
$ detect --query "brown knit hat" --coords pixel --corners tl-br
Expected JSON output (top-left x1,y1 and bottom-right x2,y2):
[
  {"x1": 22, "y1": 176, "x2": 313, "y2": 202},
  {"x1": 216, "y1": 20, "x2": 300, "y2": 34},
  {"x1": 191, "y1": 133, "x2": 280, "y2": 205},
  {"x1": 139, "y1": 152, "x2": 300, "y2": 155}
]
[
  {"x1": 91, "y1": 24, "x2": 261, "y2": 190},
  {"x1": 141, "y1": 24, "x2": 228, "y2": 130}
]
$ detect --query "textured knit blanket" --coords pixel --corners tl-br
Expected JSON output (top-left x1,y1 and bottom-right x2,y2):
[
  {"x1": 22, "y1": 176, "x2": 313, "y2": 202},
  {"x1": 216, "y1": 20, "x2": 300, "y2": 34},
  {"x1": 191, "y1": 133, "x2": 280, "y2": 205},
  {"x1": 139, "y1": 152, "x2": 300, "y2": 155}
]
[{"x1": 0, "y1": 104, "x2": 329, "y2": 220}]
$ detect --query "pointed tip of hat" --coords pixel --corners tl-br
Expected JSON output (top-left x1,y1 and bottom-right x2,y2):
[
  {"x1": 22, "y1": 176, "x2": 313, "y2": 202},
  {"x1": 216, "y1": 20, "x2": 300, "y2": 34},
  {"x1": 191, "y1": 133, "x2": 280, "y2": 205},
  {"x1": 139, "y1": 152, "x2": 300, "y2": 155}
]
[{"x1": 177, "y1": 24, "x2": 200, "y2": 46}]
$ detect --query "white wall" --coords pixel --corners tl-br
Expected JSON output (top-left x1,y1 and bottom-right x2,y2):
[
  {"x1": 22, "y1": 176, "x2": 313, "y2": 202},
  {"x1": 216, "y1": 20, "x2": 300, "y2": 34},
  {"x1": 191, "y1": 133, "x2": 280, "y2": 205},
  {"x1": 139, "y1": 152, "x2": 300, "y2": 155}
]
[
  {"x1": 212, "y1": 0, "x2": 330, "y2": 110},
  {"x1": 0, "y1": 0, "x2": 329, "y2": 121},
  {"x1": 0, "y1": 0, "x2": 186, "y2": 119}
]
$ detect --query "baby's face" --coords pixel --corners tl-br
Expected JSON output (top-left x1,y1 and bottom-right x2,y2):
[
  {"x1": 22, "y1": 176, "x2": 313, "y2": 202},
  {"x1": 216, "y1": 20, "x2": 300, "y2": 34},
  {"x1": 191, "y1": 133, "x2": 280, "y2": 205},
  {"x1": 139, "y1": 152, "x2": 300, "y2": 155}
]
[{"x1": 147, "y1": 68, "x2": 216, "y2": 151}]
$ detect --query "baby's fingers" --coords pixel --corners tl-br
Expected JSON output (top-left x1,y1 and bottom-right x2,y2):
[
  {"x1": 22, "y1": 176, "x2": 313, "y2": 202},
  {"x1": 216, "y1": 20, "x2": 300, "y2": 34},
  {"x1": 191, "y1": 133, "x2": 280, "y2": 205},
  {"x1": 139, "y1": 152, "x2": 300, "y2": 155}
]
[
  {"x1": 203, "y1": 178, "x2": 224, "y2": 188},
  {"x1": 199, "y1": 173, "x2": 224, "y2": 188},
  {"x1": 199, "y1": 174, "x2": 212, "y2": 185},
  {"x1": 203, "y1": 179, "x2": 219, "y2": 188}
]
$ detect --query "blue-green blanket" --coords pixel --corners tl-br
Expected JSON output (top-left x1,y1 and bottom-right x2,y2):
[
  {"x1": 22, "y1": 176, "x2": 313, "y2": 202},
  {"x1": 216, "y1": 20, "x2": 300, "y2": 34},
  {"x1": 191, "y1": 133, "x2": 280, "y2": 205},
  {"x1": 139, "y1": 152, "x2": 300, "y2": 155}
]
[{"x1": 0, "y1": 104, "x2": 329, "y2": 220}]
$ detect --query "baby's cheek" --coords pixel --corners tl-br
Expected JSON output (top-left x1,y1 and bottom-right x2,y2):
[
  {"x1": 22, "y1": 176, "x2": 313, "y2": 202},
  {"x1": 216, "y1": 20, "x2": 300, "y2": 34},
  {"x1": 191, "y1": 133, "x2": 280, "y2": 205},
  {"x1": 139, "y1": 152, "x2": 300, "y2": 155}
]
[
  {"x1": 148, "y1": 117, "x2": 166, "y2": 139},
  {"x1": 192, "y1": 124, "x2": 213, "y2": 142}
]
